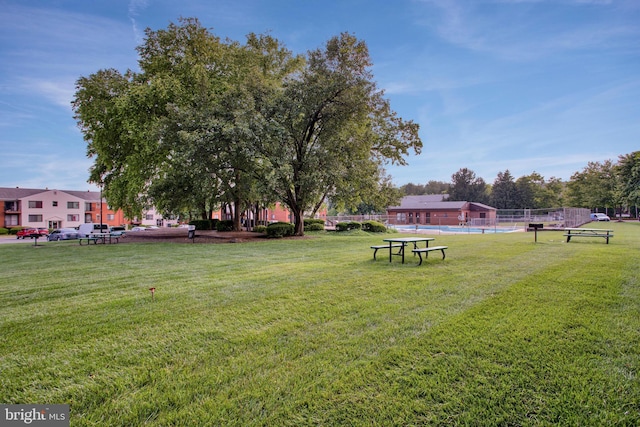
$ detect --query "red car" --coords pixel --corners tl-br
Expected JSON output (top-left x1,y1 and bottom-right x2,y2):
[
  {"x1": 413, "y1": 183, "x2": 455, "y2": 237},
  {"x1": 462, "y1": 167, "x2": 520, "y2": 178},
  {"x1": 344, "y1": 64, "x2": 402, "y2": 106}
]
[{"x1": 16, "y1": 228, "x2": 49, "y2": 239}]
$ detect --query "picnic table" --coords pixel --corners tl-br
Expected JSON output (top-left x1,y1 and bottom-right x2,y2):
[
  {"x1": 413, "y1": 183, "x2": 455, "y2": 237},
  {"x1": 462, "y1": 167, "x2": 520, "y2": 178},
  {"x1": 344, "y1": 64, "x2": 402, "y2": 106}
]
[
  {"x1": 79, "y1": 232, "x2": 121, "y2": 245},
  {"x1": 563, "y1": 228, "x2": 614, "y2": 244},
  {"x1": 377, "y1": 237, "x2": 435, "y2": 264}
]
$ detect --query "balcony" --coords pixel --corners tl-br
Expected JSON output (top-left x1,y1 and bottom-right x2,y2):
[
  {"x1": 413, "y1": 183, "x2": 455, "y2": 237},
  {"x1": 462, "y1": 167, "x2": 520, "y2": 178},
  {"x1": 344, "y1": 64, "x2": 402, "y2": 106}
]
[{"x1": 4, "y1": 202, "x2": 20, "y2": 214}]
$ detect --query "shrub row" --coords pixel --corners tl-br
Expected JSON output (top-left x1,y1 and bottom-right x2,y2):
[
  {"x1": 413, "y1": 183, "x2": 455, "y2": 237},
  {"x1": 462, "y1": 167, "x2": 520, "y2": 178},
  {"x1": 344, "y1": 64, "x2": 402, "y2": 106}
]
[
  {"x1": 215, "y1": 220, "x2": 234, "y2": 232},
  {"x1": 336, "y1": 221, "x2": 361, "y2": 231},
  {"x1": 335, "y1": 220, "x2": 386, "y2": 233},
  {"x1": 189, "y1": 220, "x2": 216, "y2": 230},
  {"x1": 304, "y1": 219, "x2": 325, "y2": 232},
  {"x1": 362, "y1": 220, "x2": 387, "y2": 232},
  {"x1": 266, "y1": 222, "x2": 295, "y2": 238}
]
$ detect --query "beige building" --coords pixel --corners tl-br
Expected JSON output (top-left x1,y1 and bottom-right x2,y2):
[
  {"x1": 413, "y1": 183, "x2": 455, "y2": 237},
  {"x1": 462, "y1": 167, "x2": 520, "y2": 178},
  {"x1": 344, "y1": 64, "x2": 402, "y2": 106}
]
[{"x1": 0, "y1": 187, "x2": 126, "y2": 230}]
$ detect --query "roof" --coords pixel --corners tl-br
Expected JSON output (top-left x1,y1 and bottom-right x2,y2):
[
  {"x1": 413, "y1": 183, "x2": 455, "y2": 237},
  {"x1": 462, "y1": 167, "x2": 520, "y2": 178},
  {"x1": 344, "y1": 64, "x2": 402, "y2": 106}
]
[
  {"x1": 468, "y1": 202, "x2": 496, "y2": 211},
  {"x1": 0, "y1": 187, "x2": 47, "y2": 200},
  {"x1": 389, "y1": 195, "x2": 496, "y2": 211},
  {"x1": 0, "y1": 187, "x2": 102, "y2": 201}
]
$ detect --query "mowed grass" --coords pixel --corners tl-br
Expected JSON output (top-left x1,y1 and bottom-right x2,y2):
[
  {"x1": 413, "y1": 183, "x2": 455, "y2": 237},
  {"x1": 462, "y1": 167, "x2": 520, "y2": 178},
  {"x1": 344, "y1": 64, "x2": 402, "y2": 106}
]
[{"x1": 1, "y1": 222, "x2": 639, "y2": 426}]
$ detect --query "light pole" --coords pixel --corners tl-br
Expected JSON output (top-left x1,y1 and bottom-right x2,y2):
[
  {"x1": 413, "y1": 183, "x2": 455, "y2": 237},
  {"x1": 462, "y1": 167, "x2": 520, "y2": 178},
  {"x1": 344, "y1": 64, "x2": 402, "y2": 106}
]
[{"x1": 100, "y1": 183, "x2": 104, "y2": 232}]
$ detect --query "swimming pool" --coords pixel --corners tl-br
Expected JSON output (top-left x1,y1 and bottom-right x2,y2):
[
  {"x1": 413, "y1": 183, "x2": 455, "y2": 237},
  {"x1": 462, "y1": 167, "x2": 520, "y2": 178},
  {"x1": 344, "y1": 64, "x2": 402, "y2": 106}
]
[{"x1": 390, "y1": 225, "x2": 519, "y2": 234}]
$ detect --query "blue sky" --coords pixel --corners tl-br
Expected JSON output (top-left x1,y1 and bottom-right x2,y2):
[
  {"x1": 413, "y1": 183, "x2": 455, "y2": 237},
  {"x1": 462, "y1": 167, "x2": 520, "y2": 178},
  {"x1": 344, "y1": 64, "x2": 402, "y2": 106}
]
[{"x1": 1, "y1": 0, "x2": 639, "y2": 192}]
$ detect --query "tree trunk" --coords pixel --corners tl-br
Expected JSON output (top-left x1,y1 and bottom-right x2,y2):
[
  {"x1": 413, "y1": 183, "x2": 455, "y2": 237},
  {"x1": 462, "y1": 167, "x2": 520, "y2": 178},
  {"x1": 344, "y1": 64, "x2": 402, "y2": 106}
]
[
  {"x1": 293, "y1": 206, "x2": 304, "y2": 236},
  {"x1": 233, "y1": 197, "x2": 242, "y2": 231}
]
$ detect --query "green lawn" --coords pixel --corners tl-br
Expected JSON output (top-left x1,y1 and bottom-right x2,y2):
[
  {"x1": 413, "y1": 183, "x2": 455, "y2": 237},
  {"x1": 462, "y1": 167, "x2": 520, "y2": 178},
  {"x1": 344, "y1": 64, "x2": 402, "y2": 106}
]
[{"x1": 1, "y1": 223, "x2": 639, "y2": 426}]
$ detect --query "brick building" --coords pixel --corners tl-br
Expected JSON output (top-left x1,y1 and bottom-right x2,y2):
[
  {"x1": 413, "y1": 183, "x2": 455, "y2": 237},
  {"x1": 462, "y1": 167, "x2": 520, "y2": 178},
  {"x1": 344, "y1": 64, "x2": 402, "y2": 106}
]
[{"x1": 387, "y1": 195, "x2": 497, "y2": 226}]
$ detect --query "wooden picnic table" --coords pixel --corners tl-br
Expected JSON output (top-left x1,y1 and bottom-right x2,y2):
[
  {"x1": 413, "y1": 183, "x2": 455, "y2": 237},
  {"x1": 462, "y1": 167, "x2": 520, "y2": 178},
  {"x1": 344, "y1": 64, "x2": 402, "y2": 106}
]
[
  {"x1": 381, "y1": 237, "x2": 435, "y2": 263},
  {"x1": 563, "y1": 228, "x2": 614, "y2": 244}
]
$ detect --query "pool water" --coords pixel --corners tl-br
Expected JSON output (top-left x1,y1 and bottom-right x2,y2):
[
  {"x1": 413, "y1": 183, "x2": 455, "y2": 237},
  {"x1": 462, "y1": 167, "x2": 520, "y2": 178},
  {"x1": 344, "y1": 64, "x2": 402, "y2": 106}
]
[{"x1": 391, "y1": 225, "x2": 517, "y2": 234}]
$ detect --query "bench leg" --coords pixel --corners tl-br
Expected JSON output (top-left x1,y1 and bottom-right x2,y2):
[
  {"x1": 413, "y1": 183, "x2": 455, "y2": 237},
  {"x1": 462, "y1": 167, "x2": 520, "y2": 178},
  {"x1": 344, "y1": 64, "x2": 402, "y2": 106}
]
[
  {"x1": 373, "y1": 248, "x2": 379, "y2": 260},
  {"x1": 416, "y1": 252, "x2": 423, "y2": 266},
  {"x1": 440, "y1": 249, "x2": 446, "y2": 260}
]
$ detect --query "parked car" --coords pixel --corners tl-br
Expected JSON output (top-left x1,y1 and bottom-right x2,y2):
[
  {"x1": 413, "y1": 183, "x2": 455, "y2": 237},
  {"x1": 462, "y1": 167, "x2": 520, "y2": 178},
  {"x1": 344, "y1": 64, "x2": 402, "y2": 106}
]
[
  {"x1": 47, "y1": 228, "x2": 79, "y2": 241},
  {"x1": 590, "y1": 213, "x2": 610, "y2": 221},
  {"x1": 16, "y1": 228, "x2": 49, "y2": 239},
  {"x1": 109, "y1": 226, "x2": 126, "y2": 237},
  {"x1": 78, "y1": 223, "x2": 109, "y2": 237}
]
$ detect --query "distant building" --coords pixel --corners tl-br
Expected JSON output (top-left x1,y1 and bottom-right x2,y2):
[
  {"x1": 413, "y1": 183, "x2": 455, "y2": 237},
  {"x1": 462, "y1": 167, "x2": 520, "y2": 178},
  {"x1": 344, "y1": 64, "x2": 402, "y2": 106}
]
[
  {"x1": 1, "y1": 186, "x2": 325, "y2": 230},
  {"x1": 387, "y1": 195, "x2": 497, "y2": 226},
  {"x1": 0, "y1": 187, "x2": 126, "y2": 229}
]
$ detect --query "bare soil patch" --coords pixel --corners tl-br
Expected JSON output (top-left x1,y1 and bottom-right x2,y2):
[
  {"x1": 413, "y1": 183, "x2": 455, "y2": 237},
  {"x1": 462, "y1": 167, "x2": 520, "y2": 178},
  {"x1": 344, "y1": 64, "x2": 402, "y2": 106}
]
[{"x1": 121, "y1": 228, "x2": 268, "y2": 244}]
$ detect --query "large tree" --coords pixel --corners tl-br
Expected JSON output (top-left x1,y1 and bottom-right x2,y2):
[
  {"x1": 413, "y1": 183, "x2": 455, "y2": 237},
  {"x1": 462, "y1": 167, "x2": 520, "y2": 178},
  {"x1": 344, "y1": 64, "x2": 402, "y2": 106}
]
[
  {"x1": 449, "y1": 168, "x2": 489, "y2": 204},
  {"x1": 566, "y1": 160, "x2": 618, "y2": 214},
  {"x1": 256, "y1": 33, "x2": 422, "y2": 235},
  {"x1": 74, "y1": 22, "x2": 420, "y2": 234},
  {"x1": 616, "y1": 151, "x2": 640, "y2": 212},
  {"x1": 491, "y1": 170, "x2": 518, "y2": 209}
]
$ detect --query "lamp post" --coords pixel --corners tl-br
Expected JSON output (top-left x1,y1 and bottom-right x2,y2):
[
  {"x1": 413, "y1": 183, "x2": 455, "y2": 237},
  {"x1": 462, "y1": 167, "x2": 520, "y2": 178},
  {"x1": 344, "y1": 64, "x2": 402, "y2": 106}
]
[{"x1": 100, "y1": 183, "x2": 104, "y2": 232}]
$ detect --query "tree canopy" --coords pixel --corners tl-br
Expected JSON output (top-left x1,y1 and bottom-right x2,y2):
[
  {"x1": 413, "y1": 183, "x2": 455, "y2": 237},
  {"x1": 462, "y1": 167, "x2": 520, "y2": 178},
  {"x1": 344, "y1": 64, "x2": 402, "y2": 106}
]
[{"x1": 72, "y1": 19, "x2": 422, "y2": 235}]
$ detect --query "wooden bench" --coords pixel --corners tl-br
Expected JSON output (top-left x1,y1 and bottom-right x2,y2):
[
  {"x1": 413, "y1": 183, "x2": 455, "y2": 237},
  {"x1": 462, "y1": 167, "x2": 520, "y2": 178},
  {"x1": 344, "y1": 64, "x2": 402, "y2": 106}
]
[
  {"x1": 412, "y1": 246, "x2": 448, "y2": 265},
  {"x1": 370, "y1": 244, "x2": 403, "y2": 260},
  {"x1": 563, "y1": 228, "x2": 614, "y2": 244}
]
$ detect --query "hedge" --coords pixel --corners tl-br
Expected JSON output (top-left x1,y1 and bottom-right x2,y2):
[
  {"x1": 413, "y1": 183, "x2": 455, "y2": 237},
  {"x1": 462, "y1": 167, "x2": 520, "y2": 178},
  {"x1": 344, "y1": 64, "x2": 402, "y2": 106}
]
[
  {"x1": 335, "y1": 221, "x2": 362, "y2": 232},
  {"x1": 305, "y1": 223, "x2": 325, "y2": 231},
  {"x1": 304, "y1": 219, "x2": 325, "y2": 231},
  {"x1": 0, "y1": 228, "x2": 8, "y2": 235},
  {"x1": 8, "y1": 227, "x2": 24, "y2": 236},
  {"x1": 189, "y1": 220, "x2": 214, "y2": 230},
  {"x1": 215, "y1": 220, "x2": 234, "y2": 232},
  {"x1": 362, "y1": 220, "x2": 386, "y2": 233},
  {"x1": 253, "y1": 225, "x2": 267, "y2": 234},
  {"x1": 266, "y1": 222, "x2": 295, "y2": 238}
]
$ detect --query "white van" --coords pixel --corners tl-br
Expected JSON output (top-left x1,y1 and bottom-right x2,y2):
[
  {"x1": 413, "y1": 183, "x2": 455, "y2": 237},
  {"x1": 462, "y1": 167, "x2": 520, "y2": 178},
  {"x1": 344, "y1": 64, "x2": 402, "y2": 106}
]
[{"x1": 78, "y1": 223, "x2": 109, "y2": 237}]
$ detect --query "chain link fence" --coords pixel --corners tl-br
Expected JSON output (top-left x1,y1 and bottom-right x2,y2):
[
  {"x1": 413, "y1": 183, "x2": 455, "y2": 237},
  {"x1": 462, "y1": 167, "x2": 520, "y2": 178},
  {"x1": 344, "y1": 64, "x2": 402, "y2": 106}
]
[
  {"x1": 326, "y1": 208, "x2": 591, "y2": 229},
  {"x1": 495, "y1": 208, "x2": 591, "y2": 228}
]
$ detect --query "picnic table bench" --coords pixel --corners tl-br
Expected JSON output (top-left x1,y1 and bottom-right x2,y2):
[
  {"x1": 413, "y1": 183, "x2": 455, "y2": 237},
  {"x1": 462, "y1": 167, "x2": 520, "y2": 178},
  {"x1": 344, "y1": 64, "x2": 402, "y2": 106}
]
[
  {"x1": 412, "y1": 246, "x2": 448, "y2": 265},
  {"x1": 370, "y1": 244, "x2": 404, "y2": 260},
  {"x1": 563, "y1": 228, "x2": 614, "y2": 244},
  {"x1": 79, "y1": 233, "x2": 121, "y2": 245}
]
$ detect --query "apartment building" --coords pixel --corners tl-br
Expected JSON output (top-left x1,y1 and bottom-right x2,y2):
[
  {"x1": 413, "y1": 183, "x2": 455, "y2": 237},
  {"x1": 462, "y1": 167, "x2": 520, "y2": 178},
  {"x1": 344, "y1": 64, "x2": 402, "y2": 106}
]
[
  {"x1": 0, "y1": 187, "x2": 126, "y2": 230},
  {"x1": 1, "y1": 186, "x2": 325, "y2": 230}
]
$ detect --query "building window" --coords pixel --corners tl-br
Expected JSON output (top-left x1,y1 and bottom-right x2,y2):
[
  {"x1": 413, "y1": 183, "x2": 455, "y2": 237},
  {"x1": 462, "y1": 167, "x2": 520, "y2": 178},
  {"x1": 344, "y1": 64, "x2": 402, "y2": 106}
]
[
  {"x1": 52, "y1": 201, "x2": 58, "y2": 207},
  {"x1": 67, "y1": 201, "x2": 79, "y2": 209},
  {"x1": 28, "y1": 214, "x2": 43, "y2": 222},
  {"x1": 107, "y1": 214, "x2": 115, "y2": 221},
  {"x1": 85, "y1": 202, "x2": 92, "y2": 211},
  {"x1": 5, "y1": 215, "x2": 19, "y2": 226},
  {"x1": 145, "y1": 214, "x2": 154, "y2": 220},
  {"x1": 28, "y1": 201, "x2": 43, "y2": 208},
  {"x1": 67, "y1": 214, "x2": 80, "y2": 221}
]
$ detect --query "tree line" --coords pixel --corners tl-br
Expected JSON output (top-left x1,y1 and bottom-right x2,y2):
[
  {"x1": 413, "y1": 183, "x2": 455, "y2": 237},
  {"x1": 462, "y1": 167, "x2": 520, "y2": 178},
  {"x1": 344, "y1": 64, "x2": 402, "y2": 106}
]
[
  {"x1": 397, "y1": 152, "x2": 640, "y2": 217},
  {"x1": 72, "y1": 18, "x2": 422, "y2": 235}
]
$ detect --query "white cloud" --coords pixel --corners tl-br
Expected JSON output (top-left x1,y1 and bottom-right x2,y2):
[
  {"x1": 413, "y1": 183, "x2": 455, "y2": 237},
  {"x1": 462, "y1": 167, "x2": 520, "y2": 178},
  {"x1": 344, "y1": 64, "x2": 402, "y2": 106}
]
[
  {"x1": 128, "y1": 0, "x2": 151, "y2": 44},
  {"x1": 413, "y1": 0, "x2": 639, "y2": 61},
  {"x1": 20, "y1": 78, "x2": 77, "y2": 110}
]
